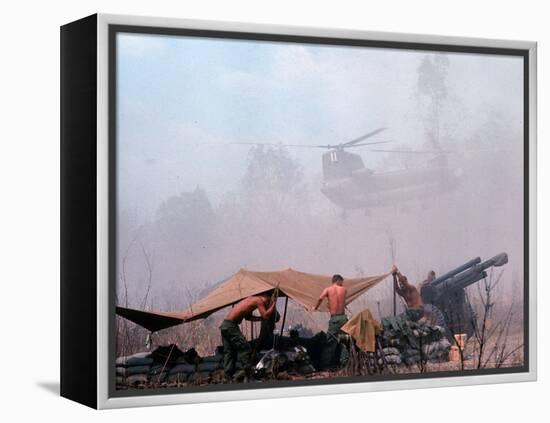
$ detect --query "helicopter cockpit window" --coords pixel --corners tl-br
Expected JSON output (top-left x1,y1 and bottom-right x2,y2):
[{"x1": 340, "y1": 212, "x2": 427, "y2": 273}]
[{"x1": 330, "y1": 151, "x2": 338, "y2": 163}]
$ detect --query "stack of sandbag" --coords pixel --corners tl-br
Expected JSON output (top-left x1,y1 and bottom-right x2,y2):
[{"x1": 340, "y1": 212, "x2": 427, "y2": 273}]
[
  {"x1": 117, "y1": 345, "x2": 228, "y2": 388},
  {"x1": 148, "y1": 344, "x2": 185, "y2": 385},
  {"x1": 421, "y1": 337, "x2": 452, "y2": 361},
  {"x1": 196, "y1": 346, "x2": 225, "y2": 384},
  {"x1": 116, "y1": 352, "x2": 153, "y2": 388},
  {"x1": 380, "y1": 347, "x2": 402, "y2": 365},
  {"x1": 117, "y1": 343, "x2": 318, "y2": 387},
  {"x1": 148, "y1": 363, "x2": 170, "y2": 384},
  {"x1": 196, "y1": 353, "x2": 223, "y2": 377},
  {"x1": 115, "y1": 345, "x2": 184, "y2": 388},
  {"x1": 379, "y1": 315, "x2": 451, "y2": 365},
  {"x1": 168, "y1": 352, "x2": 224, "y2": 385},
  {"x1": 166, "y1": 359, "x2": 196, "y2": 385}
]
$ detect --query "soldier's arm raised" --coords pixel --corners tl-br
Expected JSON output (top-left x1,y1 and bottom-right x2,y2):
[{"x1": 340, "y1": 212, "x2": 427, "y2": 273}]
[
  {"x1": 393, "y1": 273, "x2": 406, "y2": 296},
  {"x1": 398, "y1": 273, "x2": 413, "y2": 290},
  {"x1": 313, "y1": 288, "x2": 328, "y2": 311},
  {"x1": 257, "y1": 299, "x2": 276, "y2": 319}
]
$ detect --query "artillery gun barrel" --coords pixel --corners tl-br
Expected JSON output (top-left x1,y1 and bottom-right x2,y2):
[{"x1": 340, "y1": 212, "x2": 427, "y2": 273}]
[
  {"x1": 431, "y1": 257, "x2": 481, "y2": 287},
  {"x1": 478, "y1": 252, "x2": 508, "y2": 269},
  {"x1": 456, "y1": 270, "x2": 488, "y2": 291},
  {"x1": 434, "y1": 270, "x2": 488, "y2": 298},
  {"x1": 430, "y1": 252, "x2": 508, "y2": 299}
]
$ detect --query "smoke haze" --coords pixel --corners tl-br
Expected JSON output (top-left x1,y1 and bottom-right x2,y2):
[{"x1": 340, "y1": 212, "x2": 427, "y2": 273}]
[{"x1": 115, "y1": 33, "x2": 524, "y2": 315}]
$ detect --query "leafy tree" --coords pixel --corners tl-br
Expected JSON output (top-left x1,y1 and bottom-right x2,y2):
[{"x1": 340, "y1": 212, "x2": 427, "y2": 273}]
[
  {"x1": 416, "y1": 54, "x2": 450, "y2": 149},
  {"x1": 154, "y1": 187, "x2": 216, "y2": 255},
  {"x1": 241, "y1": 145, "x2": 305, "y2": 216}
]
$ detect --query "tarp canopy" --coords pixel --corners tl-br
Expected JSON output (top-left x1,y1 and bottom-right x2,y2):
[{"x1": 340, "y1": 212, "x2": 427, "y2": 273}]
[{"x1": 116, "y1": 268, "x2": 390, "y2": 332}]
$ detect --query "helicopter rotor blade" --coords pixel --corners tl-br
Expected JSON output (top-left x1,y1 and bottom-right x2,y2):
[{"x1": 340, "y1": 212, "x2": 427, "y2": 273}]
[
  {"x1": 230, "y1": 132, "x2": 392, "y2": 150},
  {"x1": 232, "y1": 142, "x2": 338, "y2": 149},
  {"x1": 342, "y1": 127, "x2": 387, "y2": 147},
  {"x1": 342, "y1": 140, "x2": 393, "y2": 148},
  {"x1": 283, "y1": 144, "x2": 336, "y2": 149},
  {"x1": 368, "y1": 149, "x2": 450, "y2": 154},
  {"x1": 231, "y1": 142, "x2": 286, "y2": 147}
]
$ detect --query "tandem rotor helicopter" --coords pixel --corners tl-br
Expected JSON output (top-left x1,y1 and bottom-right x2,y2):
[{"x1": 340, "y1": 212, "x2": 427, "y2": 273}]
[{"x1": 234, "y1": 128, "x2": 462, "y2": 215}]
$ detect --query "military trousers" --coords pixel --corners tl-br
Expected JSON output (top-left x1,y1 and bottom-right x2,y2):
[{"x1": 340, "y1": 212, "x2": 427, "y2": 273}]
[
  {"x1": 323, "y1": 314, "x2": 349, "y2": 367},
  {"x1": 219, "y1": 319, "x2": 251, "y2": 377}
]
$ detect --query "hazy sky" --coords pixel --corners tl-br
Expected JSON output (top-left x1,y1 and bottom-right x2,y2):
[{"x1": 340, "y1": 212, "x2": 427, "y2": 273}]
[
  {"x1": 116, "y1": 32, "x2": 523, "y2": 219},
  {"x1": 112, "y1": 30, "x2": 529, "y2": 318}
]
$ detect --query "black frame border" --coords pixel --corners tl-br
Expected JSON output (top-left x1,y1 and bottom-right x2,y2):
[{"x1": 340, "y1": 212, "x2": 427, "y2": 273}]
[{"x1": 60, "y1": 14, "x2": 98, "y2": 409}]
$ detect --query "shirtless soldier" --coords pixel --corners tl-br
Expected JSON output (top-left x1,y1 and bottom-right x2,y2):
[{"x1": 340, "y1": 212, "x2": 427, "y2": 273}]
[
  {"x1": 219, "y1": 291, "x2": 277, "y2": 380},
  {"x1": 392, "y1": 265, "x2": 425, "y2": 321},
  {"x1": 314, "y1": 274, "x2": 348, "y2": 366}
]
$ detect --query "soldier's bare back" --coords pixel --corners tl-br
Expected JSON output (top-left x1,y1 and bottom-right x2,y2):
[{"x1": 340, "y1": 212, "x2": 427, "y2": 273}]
[
  {"x1": 318, "y1": 284, "x2": 347, "y2": 315},
  {"x1": 226, "y1": 295, "x2": 274, "y2": 323}
]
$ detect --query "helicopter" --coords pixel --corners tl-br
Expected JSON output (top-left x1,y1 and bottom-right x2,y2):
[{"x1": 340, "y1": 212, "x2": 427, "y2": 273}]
[{"x1": 234, "y1": 128, "x2": 462, "y2": 214}]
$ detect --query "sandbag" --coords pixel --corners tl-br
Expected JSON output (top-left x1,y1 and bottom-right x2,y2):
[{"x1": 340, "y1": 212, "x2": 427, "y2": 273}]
[
  {"x1": 380, "y1": 314, "x2": 451, "y2": 366},
  {"x1": 127, "y1": 374, "x2": 148, "y2": 386},
  {"x1": 175, "y1": 356, "x2": 191, "y2": 365},
  {"x1": 202, "y1": 354, "x2": 223, "y2": 363},
  {"x1": 169, "y1": 363, "x2": 196, "y2": 374},
  {"x1": 403, "y1": 348, "x2": 420, "y2": 358},
  {"x1": 149, "y1": 364, "x2": 170, "y2": 375},
  {"x1": 189, "y1": 371, "x2": 211, "y2": 384},
  {"x1": 127, "y1": 356, "x2": 153, "y2": 367},
  {"x1": 197, "y1": 361, "x2": 222, "y2": 372},
  {"x1": 382, "y1": 347, "x2": 400, "y2": 356},
  {"x1": 383, "y1": 354, "x2": 402, "y2": 365},
  {"x1": 421, "y1": 338, "x2": 451, "y2": 360},
  {"x1": 167, "y1": 372, "x2": 189, "y2": 384},
  {"x1": 126, "y1": 365, "x2": 151, "y2": 376},
  {"x1": 404, "y1": 356, "x2": 421, "y2": 365},
  {"x1": 149, "y1": 372, "x2": 168, "y2": 383},
  {"x1": 116, "y1": 352, "x2": 153, "y2": 367}
]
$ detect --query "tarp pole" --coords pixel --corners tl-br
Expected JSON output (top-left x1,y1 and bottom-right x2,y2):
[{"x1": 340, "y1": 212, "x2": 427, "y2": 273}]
[
  {"x1": 392, "y1": 273, "x2": 397, "y2": 316},
  {"x1": 280, "y1": 296, "x2": 289, "y2": 339}
]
